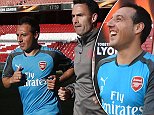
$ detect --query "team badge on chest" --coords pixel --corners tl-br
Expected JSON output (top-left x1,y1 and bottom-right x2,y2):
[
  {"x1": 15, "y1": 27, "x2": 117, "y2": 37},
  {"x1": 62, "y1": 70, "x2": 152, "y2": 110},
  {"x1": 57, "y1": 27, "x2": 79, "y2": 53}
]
[
  {"x1": 131, "y1": 76, "x2": 143, "y2": 92},
  {"x1": 39, "y1": 61, "x2": 47, "y2": 71}
]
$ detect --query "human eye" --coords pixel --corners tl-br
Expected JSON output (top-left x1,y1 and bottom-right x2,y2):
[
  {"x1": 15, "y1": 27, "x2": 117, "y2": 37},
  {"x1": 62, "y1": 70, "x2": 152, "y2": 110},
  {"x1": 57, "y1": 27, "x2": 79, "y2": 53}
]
[
  {"x1": 116, "y1": 16, "x2": 123, "y2": 22},
  {"x1": 72, "y1": 14, "x2": 75, "y2": 18},
  {"x1": 22, "y1": 33, "x2": 27, "y2": 37},
  {"x1": 76, "y1": 13, "x2": 83, "y2": 17}
]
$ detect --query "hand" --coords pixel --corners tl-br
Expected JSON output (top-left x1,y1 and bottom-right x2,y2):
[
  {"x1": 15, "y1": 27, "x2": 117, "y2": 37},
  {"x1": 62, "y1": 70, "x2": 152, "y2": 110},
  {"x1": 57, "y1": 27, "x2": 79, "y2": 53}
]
[
  {"x1": 58, "y1": 87, "x2": 71, "y2": 101},
  {"x1": 92, "y1": 96, "x2": 99, "y2": 105},
  {"x1": 10, "y1": 67, "x2": 22, "y2": 84},
  {"x1": 47, "y1": 75, "x2": 57, "y2": 90}
]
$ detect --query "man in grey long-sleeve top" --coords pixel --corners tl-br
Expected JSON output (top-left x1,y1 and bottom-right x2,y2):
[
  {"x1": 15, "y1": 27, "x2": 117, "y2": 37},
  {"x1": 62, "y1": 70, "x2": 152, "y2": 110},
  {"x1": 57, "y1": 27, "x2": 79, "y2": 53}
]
[{"x1": 58, "y1": 0, "x2": 107, "y2": 115}]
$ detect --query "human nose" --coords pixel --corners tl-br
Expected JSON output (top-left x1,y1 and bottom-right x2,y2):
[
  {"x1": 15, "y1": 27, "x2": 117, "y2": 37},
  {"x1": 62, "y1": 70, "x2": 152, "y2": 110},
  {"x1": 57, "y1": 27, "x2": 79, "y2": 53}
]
[
  {"x1": 72, "y1": 16, "x2": 78, "y2": 24},
  {"x1": 17, "y1": 35, "x2": 23, "y2": 43},
  {"x1": 107, "y1": 18, "x2": 114, "y2": 28}
]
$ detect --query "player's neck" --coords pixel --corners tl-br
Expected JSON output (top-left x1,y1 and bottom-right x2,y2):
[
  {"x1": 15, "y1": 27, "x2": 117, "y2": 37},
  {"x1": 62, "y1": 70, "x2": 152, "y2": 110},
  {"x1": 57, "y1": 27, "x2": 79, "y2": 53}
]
[
  {"x1": 117, "y1": 47, "x2": 143, "y2": 65},
  {"x1": 24, "y1": 44, "x2": 41, "y2": 56},
  {"x1": 24, "y1": 49, "x2": 40, "y2": 56}
]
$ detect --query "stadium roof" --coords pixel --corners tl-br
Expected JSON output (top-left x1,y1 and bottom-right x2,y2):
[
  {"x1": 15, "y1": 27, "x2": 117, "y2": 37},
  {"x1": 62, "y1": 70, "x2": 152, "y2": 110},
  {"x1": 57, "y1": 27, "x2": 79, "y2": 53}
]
[{"x1": 0, "y1": 0, "x2": 117, "y2": 13}]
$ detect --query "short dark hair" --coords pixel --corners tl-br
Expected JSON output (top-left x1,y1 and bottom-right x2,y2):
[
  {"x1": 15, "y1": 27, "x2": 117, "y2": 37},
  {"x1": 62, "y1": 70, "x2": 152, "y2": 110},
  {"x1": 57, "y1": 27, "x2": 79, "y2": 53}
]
[
  {"x1": 121, "y1": 3, "x2": 152, "y2": 44},
  {"x1": 73, "y1": 0, "x2": 99, "y2": 17},
  {"x1": 18, "y1": 16, "x2": 40, "y2": 34}
]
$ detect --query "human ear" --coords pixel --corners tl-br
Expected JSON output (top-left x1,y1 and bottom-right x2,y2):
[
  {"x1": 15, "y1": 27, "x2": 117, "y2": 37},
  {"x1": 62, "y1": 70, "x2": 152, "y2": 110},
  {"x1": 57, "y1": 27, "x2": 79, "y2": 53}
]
[
  {"x1": 134, "y1": 22, "x2": 145, "y2": 34},
  {"x1": 92, "y1": 13, "x2": 98, "y2": 23},
  {"x1": 34, "y1": 31, "x2": 39, "y2": 40}
]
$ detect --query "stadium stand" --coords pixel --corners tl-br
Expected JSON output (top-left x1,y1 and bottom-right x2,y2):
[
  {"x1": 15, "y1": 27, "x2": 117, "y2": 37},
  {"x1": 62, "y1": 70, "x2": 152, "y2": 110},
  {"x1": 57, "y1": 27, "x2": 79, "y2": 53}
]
[
  {"x1": 141, "y1": 24, "x2": 154, "y2": 53},
  {"x1": 0, "y1": 24, "x2": 74, "y2": 35},
  {"x1": 21, "y1": 0, "x2": 72, "y2": 5},
  {"x1": 0, "y1": 0, "x2": 105, "y2": 6},
  {"x1": 0, "y1": 22, "x2": 105, "y2": 63},
  {"x1": 0, "y1": 25, "x2": 17, "y2": 35},
  {"x1": 47, "y1": 42, "x2": 77, "y2": 60},
  {"x1": 40, "y1": 24, "x2": 74, "y2": 33},
  {"x1": 0, "y1": 23, "x2": 77, "y2": 63},
  {"x1": 0, "y1": 42, "x2": 77, "y2": 62}
]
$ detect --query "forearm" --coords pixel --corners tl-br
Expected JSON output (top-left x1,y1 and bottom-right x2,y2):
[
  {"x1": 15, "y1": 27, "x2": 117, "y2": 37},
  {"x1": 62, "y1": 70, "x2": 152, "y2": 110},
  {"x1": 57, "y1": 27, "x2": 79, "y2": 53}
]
[
  {"x1": 2, "y1": 77, "x2": 12, "y2": 88},
  {"x1": 65, "y1": 83, "x2": 75, "y2": 98},
  {"x1": 59, "y1": 68, "x2": 74, "y2": 82}
]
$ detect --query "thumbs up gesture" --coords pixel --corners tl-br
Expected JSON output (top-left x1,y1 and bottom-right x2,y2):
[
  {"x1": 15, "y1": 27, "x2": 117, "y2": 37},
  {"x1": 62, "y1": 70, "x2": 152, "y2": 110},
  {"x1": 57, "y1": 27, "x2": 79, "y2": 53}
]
[{"x1": 10, "y1": 66, "x2": 23, "y2": 84}]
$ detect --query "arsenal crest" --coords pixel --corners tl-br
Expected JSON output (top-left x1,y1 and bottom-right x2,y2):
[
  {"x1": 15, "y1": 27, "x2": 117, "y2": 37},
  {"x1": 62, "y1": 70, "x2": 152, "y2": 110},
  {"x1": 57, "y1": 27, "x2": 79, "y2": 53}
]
[
  {"x1": 131, "y1": 76, "x2": 143, "y2": 92},
  {"x1": 39, "y1": 61, "x2": 47, "y2": 71}
]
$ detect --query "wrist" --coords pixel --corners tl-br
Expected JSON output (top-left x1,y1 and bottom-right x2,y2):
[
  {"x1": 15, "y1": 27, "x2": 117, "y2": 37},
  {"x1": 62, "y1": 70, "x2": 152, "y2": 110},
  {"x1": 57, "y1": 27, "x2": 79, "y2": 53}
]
[
  {"x1": 9, "y1": 77, "x2": 13, "y2": 84},
  {"x1": 66, "y1": 87, "x2": 75, "y2": 98}
]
